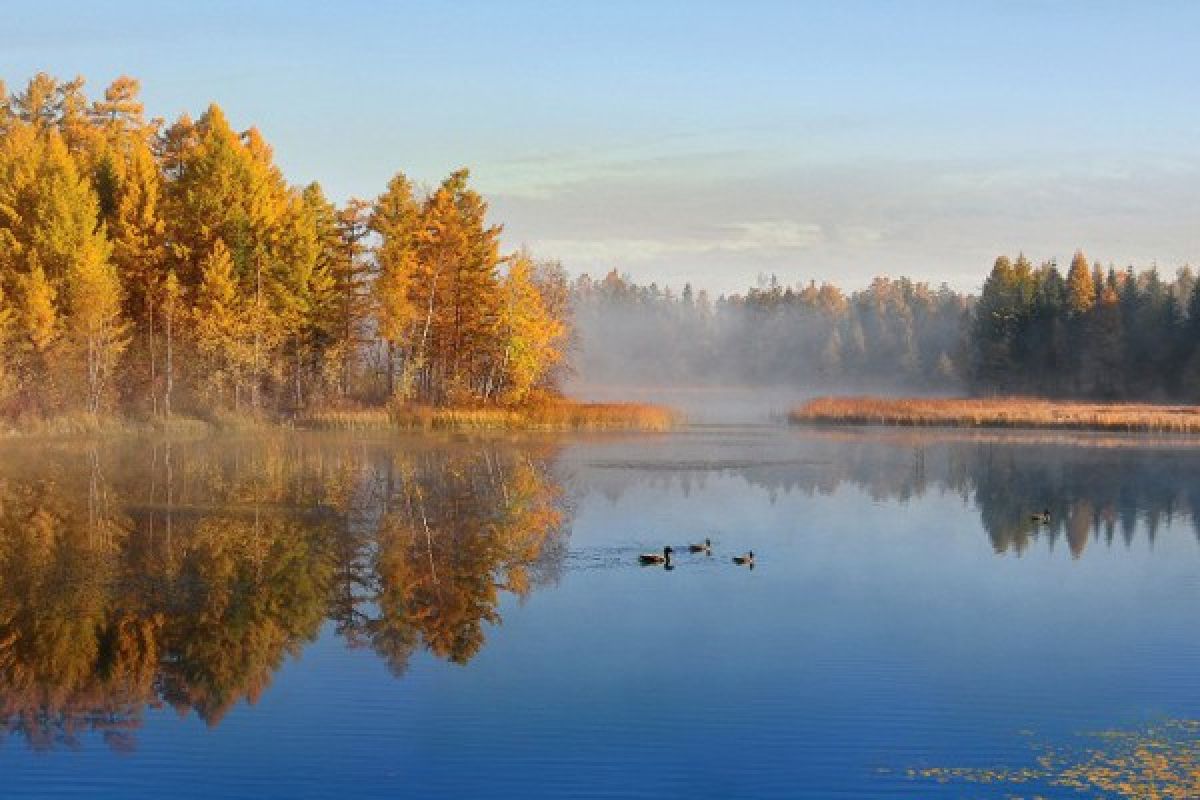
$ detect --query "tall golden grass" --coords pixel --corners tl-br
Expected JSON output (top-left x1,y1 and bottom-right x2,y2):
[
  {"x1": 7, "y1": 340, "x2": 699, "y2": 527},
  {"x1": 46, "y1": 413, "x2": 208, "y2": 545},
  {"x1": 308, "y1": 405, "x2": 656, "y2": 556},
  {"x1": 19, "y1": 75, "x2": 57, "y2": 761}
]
[
  {"x1": 0, "y1": 411, "x2": 215, "y2": 439},
  {"x1": 0, "y1": 399, "x2": 680, "y2": 438},
  {"x1": 298, "y1": 398, "x2": 680, "y2": 433},
  {"x1": 789, "y1": 396, "x2": 1200, "y2": 434}
]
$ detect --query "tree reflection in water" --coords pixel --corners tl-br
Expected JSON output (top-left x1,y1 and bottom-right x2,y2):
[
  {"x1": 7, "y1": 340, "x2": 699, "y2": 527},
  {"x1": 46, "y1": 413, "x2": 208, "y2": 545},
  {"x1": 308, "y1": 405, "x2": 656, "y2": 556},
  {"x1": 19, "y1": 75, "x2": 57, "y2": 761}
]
[
  {"x1": 801, "y1": 433, "x2": 1200, "y2": 557},
  {"x1": 1, "y1": 431, "x2": 1196, "y2": 751},
  {"x1": 0, "y1": 437, "x2": 568, "y2": 750},
  {"x1": 576, "y1": 431, "x2": 1200, "y2": 558}
]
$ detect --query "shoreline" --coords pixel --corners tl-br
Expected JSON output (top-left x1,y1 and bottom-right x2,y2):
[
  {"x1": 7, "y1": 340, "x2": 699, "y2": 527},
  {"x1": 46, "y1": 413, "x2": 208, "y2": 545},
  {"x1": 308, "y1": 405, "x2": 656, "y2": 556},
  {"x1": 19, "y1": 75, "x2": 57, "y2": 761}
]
[
  {"x1": 788, "y1": 396, "x2": 1200, "y2": 434},
  {"x1": 299, "y1": 400, "x2": 681, "y2": 433},
  {"x1": 0, "y1": 399, "x2": 682, "y2": 440}
]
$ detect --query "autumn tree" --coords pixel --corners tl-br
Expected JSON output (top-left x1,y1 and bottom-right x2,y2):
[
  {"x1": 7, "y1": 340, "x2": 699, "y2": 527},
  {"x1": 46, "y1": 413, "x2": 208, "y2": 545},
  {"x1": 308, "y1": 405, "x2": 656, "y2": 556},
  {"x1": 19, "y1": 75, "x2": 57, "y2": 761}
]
[
  {"x1": 19, "y1": 262, "x2": 59, "y2": 404},
  {"x1": 1065, "y1": 250, "x2": 1095, "y2": 317},
  {"x1": 331, "y1": 198, "x2": 373, "y2": 399},
  {"x1": 191, "y1": 240, "x2": 251, "y2": 409},
  {"x1": 411, "y1": 169, "x2": 503, "y2": 403},
  {"x1": 65, "y1": 223, "x2": 126, "y2": 413},
  {"x1": 495, "y1": 253, "x2": 568, "y2": 404},
  {"x1": 371, "y1": 173, "x2": 421, "y2": 397},
  {"x1": 106, "y1": 132, "x2": 167, "y2": 413}
]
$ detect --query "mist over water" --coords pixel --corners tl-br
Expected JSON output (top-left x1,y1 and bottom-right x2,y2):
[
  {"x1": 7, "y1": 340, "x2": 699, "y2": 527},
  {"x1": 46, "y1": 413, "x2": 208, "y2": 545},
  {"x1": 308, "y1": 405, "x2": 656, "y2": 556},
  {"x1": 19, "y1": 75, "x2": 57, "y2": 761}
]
[
  {"x1": 565, "y1": 273, "x2": 970, "y2": 422},
  {"x1": 567, "y1": 384, "x2": 809, "y2": 425}
]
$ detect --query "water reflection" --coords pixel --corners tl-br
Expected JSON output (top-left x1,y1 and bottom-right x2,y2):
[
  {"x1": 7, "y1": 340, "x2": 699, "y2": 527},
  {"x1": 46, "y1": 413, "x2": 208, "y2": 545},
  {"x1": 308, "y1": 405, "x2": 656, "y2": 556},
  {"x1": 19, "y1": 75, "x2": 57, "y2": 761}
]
[
  {"x1": 1, "y1": 430, "x2": 1197, "y2": 756},
  {"x1": 817, "y1": 435, "x2": 1200, "y2": 557},
  {"x1": 572, "y1": 431, "x2": 1200, "y2": 557},
  {"x1": 0, "y1": 437, "x2": 567, "y2": 751}
]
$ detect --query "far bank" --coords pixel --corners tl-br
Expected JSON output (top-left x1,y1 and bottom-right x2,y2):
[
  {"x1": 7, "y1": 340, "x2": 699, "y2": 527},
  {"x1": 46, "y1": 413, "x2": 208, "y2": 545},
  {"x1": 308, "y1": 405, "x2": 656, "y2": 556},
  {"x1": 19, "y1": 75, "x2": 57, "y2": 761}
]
[{"x1": 789, "y1": 396, "x2": 1200, "y2": 434}]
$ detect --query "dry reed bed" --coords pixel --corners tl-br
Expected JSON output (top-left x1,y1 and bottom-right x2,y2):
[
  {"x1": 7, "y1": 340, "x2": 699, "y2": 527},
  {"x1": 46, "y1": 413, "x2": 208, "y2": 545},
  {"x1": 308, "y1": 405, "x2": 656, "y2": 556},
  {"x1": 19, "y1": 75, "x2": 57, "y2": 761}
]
[
  {"x1": 0, "y1": 412, "x2": 216, "y2": 439},
  {"x1": 299, "y1": 401, "x2": 680, "y2": 432},
  {"x1": 789, "y1": 396, "x2": 1200, "y2": 434}
]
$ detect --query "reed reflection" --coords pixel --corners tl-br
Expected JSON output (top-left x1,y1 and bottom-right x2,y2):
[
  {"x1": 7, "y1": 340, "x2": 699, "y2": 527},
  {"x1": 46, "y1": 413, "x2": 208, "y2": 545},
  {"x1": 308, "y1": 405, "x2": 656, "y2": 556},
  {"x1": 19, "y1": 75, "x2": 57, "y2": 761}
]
[{"x1": 0, "y1": 438, "x2": 567, "y2": 751}]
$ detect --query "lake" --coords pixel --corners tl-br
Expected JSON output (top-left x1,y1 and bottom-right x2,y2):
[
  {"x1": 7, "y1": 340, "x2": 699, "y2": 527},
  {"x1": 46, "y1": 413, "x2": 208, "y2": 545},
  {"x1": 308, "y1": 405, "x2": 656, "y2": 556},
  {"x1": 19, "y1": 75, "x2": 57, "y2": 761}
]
[{"x1": 2, "y1": 426, "x2": 1199, "y2": 798}]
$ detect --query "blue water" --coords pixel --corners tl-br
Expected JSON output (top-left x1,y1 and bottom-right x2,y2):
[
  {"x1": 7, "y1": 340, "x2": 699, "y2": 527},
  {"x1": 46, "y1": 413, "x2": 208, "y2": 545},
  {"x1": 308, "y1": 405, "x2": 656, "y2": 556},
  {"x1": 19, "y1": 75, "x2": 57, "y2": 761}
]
[{"x1": 2, "y1": 428, "x2": 1198, "y2": 798}]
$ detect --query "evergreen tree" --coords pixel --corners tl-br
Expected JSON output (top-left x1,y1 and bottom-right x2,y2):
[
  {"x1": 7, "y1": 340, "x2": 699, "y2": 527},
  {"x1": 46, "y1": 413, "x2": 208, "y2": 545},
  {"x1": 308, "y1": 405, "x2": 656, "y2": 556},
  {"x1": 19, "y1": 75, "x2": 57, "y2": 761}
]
[
  {"x1": 1083, "y1": 285, "x2": 1125, "y2": 398},
  {"x1": 971, "y1": 255, "x2": 1018, "y2": 390},
  {"x1": 1180, "y1": 281, "x2": 1200, "y2": 399}
]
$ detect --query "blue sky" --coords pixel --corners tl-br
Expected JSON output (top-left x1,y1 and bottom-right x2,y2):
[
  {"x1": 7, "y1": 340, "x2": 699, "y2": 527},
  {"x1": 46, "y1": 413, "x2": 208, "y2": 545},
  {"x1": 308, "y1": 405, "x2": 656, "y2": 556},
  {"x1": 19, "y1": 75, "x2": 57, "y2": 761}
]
[{"x1": 4, "y1": 1, "x2": 1199, "y2": 292}]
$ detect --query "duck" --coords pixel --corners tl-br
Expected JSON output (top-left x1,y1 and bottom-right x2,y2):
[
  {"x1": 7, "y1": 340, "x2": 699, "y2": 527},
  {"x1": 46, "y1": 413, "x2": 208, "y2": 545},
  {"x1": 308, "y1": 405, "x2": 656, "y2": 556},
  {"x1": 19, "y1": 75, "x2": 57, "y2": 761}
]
[
  {"x1": 688, "y1": 537, "x2": 712, "y2": 553},
  {"x1": 732, "y1": 551, "x2": 755, "y2": 566},
  {"x1": 639, "y1": 546, "x2": 673, "y2": 566},
  {"x1": 1030, "y1": 509, "x2": 1051, "y2": 523}
]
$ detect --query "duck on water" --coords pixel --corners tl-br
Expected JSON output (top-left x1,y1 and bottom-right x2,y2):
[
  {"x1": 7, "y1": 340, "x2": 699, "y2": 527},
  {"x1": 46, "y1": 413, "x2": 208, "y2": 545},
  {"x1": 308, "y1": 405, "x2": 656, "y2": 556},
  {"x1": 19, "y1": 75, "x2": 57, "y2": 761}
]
[{"x1": 639, "y1": 546, "x2": 673, "y2": 566}]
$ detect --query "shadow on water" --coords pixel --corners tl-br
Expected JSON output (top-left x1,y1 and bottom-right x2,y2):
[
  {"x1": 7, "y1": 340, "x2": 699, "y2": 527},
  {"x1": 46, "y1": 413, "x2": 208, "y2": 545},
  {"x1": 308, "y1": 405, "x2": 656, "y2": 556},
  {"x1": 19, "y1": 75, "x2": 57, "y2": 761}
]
[{"x1": 0, "y1": 429, "x2": 1197, "y2": 755}]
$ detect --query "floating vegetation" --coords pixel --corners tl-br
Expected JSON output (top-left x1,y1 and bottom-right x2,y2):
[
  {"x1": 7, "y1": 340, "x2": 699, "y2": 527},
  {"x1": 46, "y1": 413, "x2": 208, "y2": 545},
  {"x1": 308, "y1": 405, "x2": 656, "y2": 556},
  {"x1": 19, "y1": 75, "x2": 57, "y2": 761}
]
[{"x1": 907, "y1": 719, "x2": 1200, "y2": 798}]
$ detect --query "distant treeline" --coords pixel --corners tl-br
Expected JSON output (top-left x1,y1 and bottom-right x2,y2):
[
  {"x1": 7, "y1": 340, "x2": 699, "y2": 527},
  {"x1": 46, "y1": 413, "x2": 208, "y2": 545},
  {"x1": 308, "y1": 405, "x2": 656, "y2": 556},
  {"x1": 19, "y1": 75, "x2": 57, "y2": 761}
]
[
  {"x1": 0, "y1": 73, "x2": 569, "y2": 422},
  {"x1": 571, "y1": 272, "x2": 970, "y2": 390},
  {"x1": 572, "y1": 254, "x2": 1200, "y2": 401}
]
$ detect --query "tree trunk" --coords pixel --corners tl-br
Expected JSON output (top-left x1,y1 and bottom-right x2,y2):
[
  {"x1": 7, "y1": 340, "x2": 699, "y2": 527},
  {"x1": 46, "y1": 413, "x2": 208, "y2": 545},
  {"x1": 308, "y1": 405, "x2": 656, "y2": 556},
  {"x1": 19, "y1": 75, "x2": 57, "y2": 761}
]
[
  {"x1": 148, "y1": 292, "x2": 157, "y2": 417},
  {"x1": 294, "y1": 338, "x2": 303, "y2": 411},
  {"x1": 253, "y1": 256, "x2": 263, "y2": 411},
  {"x1": 164, "y1": 307, "x2": 174, "y2": 419},
  {"x1": 387, "y1": 341, "x2": 395, "y2": 397}
]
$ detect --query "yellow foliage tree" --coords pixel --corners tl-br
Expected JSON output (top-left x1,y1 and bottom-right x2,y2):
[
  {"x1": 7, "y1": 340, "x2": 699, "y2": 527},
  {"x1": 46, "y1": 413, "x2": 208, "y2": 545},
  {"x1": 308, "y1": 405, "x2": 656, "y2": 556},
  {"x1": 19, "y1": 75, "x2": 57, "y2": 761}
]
[
  {"x1": 66, "y1": 231, "x2": 127, "y2": 414},
  {"x1": 0, "y1": 73, "x2": 580, "y2": 421},
  {"x1": 18, "y1": 261, "x2": 59, "y2": 410},
  {"x1": 1066, "y1": 250, "x2": 1095, "y2": 316},
  {"x1": 496, "y1": 253, "x2": 567, "y2": 405},
  {"x1": 192, "y1": 240, "x2": 252, "y2": 410},
  {"x1": 371, "y1": 172, "x2": 421, "y2": 397}
]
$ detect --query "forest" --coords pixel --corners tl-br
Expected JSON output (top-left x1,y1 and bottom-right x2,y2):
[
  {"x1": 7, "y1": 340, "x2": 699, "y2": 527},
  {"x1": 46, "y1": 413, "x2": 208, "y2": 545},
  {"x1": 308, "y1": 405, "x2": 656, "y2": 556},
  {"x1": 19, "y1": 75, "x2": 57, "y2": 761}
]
[
  {"x1": 572, "y1": 254, "x2": 1200, "y2": 401},
  {"x1": 971, "y1": 252, "x2": 1200, "y2": 399},
  {"x1": 2, "y1": 72, "x2": 1199, "y2": 430},
  {"x1": 0, "y1": 73, "x2": 570, "y2": 425}
]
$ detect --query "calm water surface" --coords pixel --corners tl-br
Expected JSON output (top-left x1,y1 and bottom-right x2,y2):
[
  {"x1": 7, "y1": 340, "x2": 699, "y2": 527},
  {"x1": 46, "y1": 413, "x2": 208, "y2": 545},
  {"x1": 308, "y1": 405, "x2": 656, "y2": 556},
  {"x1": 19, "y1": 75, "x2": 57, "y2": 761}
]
[{"x1": 2, "y1": 427, "x2": 1199, "y2": 798}]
